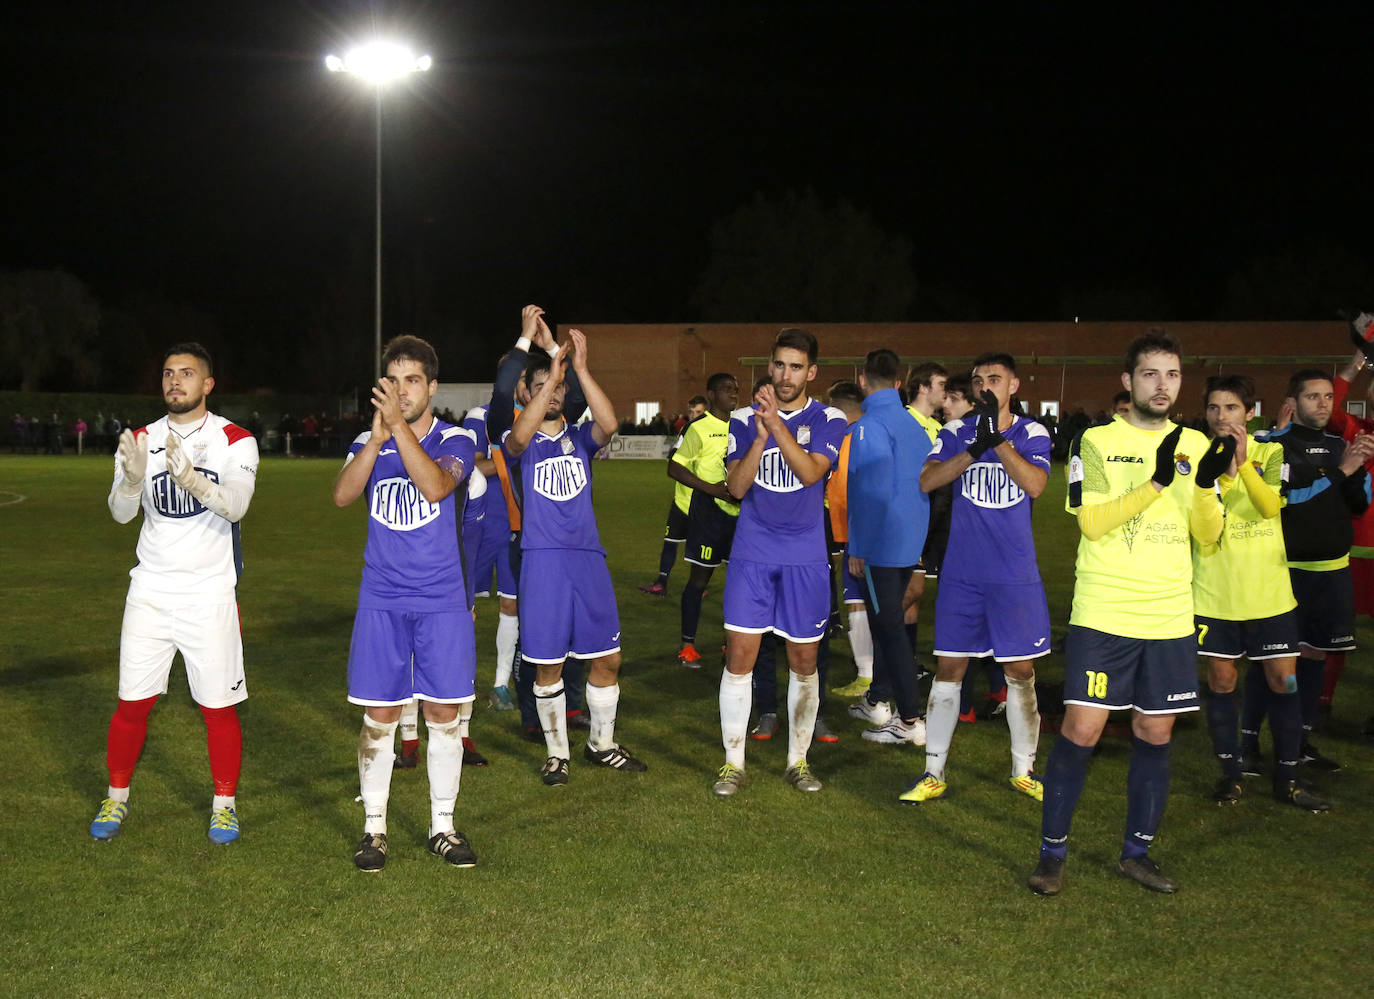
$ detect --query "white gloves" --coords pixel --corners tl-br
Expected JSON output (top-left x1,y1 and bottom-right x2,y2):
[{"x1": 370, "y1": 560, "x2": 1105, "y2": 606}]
[
  {"x1": 116, "y1": 429, "x2": 148, "y2": 497},
  {"x1": 165, "y1": 433, "x2": 203, "y2": 495}
]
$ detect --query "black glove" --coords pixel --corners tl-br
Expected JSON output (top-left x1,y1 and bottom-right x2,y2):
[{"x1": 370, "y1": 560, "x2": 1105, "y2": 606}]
[
  {"x1": 1195, "y1": 435, "x2": 1238, "y2": 489},
  {"x1": 1344, "y1": 309, "x2": 1374, "y2": 362},
  {"x1": 1151, "y1": 425, "x2": 1184, "y2": 488},
  {"x1": 966, "y1": 390, "x2": 1004, "y2": 460}
]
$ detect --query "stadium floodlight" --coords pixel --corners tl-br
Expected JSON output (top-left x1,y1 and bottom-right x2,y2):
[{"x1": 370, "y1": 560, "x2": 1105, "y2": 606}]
[{"x1": 324, "y1": 40, "x2": 432, "y2": 383}]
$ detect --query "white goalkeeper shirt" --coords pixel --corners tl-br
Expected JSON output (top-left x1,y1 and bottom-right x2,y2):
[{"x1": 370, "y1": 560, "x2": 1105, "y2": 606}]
[{"x1": 109, "y1": 411, "x2": 259, "y2": 601}]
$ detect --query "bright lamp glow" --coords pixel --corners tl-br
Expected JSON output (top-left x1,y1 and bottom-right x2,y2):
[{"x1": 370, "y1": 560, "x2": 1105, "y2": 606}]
[{"x1": 325, "y1": 41, "x2": 432, "y2": 83}]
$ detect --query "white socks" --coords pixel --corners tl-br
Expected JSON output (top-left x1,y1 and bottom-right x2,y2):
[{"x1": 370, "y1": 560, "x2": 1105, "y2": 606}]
[
  {"x1": 358, "y1": 716, "x2": 398, "y2": 834},
  {"x1": 584, "y1": 682, "x2": 620, "y2": 752},
  {"x1": 719, "y1": 670, "x2": 753, "y2": 768},
  {"x1": 847, "y1": 608, "x2": 873, "y2": 678},
  {"x1": 1005, "y1": 672, "x2": 1040, "y2": 777},
  {"x1": 924, "y1": 680, "x2": 961, "y2": 781},
  {"x1": 495, "y1": 613, "x2": 519, "y2": 687},
  {"x1": 212, "y1": 794, "x2": 235, "y2": 813},
  {"x1": 398, "y1": 697, "x2": 420, "y2": 744},
  {"x1": 534, "y1": 680, "x2": 570, "y2": 760},
  {"x1": 107, "y1": 785, "x2": 130, "y2": 803},
  {"x1": 786, "y1": 670, "x2": 819, "y2": 768},
  {"x1": 425, "y1": 716, "x2": 463, "y2": 837},
  {"x1": 457, "y1": 700, "x2": 473, "y2": 739}
]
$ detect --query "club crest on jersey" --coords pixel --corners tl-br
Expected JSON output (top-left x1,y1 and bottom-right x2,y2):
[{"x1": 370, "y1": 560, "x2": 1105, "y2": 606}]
[
  {"x1": 561, "y1": 438, "x2": 575, "y2": 455},
  {"x1": 1068, "y1": 454, "x2": 1084, "y2": 483},
  {"x1": 370, "y1": 476, "x2": 442, "y2": 532},
  {"x1": 151, "y1": 468, "x2": 218, "y2": 518},
  {"x1": 755, "y1": 447, "x2": 803, "y2": 492},
  {"x1": 796, "y1": 425, "x2": 811, "y2": 445},
  {"x1": 1175, "y1": 453, "x2": 1191, "y2": 476},
  {"x1": 533, "y1": 454, "x2": 588, "y2": 501}
]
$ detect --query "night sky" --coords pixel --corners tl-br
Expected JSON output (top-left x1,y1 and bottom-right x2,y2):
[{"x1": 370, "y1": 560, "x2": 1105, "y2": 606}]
[{"x1": 3, "y1": 2, "x2": 1370, "y2": 391}]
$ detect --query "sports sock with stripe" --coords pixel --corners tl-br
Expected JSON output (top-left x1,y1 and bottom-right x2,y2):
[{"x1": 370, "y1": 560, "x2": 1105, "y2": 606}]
[
  {"x1": 534, "y1": 680, "x2": 569, "y2": 760},
  {"x1": 1122, "y1": 737, "x2": 1170, "y2": 860},
  {"x1": 1205, "y1": 689, "x2": 1242, "y2": 779},
  {"x1": 1040, "y1": 735, "x2": 1093, "y2": 859}
]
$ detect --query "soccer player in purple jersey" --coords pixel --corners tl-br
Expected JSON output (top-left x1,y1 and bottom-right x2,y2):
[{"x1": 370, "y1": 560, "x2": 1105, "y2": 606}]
[
  {"x1": 907, "y1": 353, "x2": 1051, "y2": 804},
  {"x1": 333, "y1": 335, "x2": 480, "y2": 873},
  {"x1": 714, "y1": 329, "x2": 847, "y2": 796},
  {"x1": 503, "y1": 329, "x2": 646, "y2": 786}
]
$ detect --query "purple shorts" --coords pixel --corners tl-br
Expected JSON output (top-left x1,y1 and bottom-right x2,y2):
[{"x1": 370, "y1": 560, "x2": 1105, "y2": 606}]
[
  {"x1": 347, "y1": 608, "x2": 477, "y2": 706},
  {"x1": 723, "y1": 557, "x2": 830, "y2": 644},
  {"x1": 519, "y1": 548, "x2": 621, "y2": 663},
  {"x1": 932, "y1": 576, "x2": 1051, "y2": 662},
  {"x1": 473, "y1": 507, "x2": 517, "y2": 599}
]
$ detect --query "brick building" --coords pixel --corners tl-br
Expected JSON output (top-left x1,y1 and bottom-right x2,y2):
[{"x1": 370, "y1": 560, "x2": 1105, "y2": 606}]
[{"x1": 561, "y1": 320, "x2": 1356, "y2": 426}]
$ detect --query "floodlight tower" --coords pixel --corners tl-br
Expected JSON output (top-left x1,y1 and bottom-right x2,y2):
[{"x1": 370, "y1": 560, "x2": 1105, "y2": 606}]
[{"x1": 325, "y1": 42, "x2": 433, "y2": 383}]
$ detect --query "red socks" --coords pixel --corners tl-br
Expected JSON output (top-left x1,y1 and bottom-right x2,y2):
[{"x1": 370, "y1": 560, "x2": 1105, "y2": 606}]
[
  {"x1": 107, "y1": 696, "x2": 158, "y2": 788},
  {"x1": 200, "y1": 704, "x2": 242, "y2": 797}
]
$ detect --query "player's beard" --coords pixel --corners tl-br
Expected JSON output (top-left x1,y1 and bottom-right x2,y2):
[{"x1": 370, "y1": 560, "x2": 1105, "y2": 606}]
[
  {"x1": 773, "y1": 380, "x2": 803, "y2": 406},
  {"x1": 165, "y1": 390, "x2": 202, "y2": 414}
]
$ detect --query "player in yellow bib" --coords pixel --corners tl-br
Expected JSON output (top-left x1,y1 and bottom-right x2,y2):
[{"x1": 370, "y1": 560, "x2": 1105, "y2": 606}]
[
  {"x1": 1192, "y1": 375, "x2": 1329, "y2": 812},
  {"x1": 1029, "y1": 330, "x2": 1231, "y2": 897},
  {"x1": 671, "y1": 373, "x2": 741, "y2": 667}
]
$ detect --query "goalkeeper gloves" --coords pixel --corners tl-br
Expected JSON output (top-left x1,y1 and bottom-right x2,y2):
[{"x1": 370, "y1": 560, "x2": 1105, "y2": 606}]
[
  {"x1": 966, "y1": 390, "x2": 1004, "y2": 460},
  {"x1": 116, "y1": 429, "x2": 147, "y2": 497},
  {"x1": 165, "y1": 433, "x2": 204, "y2": 496},
  {"x1": 1151, "y1": 425, "x2": 1184, "y2": 488},
  {"x1": 1195, "y1": 435, "x2": 1238, "y2": 489}
]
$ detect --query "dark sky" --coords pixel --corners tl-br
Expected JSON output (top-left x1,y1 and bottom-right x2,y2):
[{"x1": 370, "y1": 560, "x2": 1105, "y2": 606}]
[{"x1": 3, "y1": 1, "x2": 1370, "y2": 389}]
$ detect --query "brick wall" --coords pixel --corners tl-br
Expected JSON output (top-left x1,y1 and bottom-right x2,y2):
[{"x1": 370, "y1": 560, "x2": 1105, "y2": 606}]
[{"x1": 561, "y1": 321, "x2": 1355, "y2": 425}]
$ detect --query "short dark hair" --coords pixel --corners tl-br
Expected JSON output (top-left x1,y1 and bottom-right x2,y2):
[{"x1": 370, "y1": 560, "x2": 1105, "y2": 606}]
[
  {"x1": 945, "y1": 373, "x2": 972, "y2": 400},
  {"x1": 907, "y1": 361, "x2": 947, "y2": 391},
  {"x1": 1112, "y1": 390, "x2": 1131, "y2": 407},
  {"x1": 971, "y1": 352, "x2": 1016, "y2": 374},
  {"x1": 706, "y1": 371, "x2": 737, "y2": 393},
  {"x1": 827, "y1": 380, "x2": 865, "y2": 407},
  {"x1": 773, "y1": 328, "x2": 818, "y2": 364},
  {"x1": 687, "y1": 395, "x2": 708, "y2": 408},
  {"x1": 1204, "y1": 374, "x2": 1256, "y2": 412},
  {"x1": 523, "y1": 352, "x2": 553, "y2": 390},
  {"x1": 382, "y1": 334, "x2": 439, "y2": 383},
  {"x1": 163, "y1": 342, "x2": 213, "y2": 376},
  {"x1": 1286, "y1": 368, "x2": 1332, "y2": 400},
  {"x1": 863, "y1": 348, "x2": 903, "y2": 387},
  {"x1": 1123, "y1": 328, "x2": 1182, "y2": 374}
]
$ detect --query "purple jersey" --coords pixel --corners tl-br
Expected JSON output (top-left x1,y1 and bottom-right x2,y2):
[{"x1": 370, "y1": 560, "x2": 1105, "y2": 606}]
[
  {"x1": 505, "y1": 420, "x2": 606, "y2": 552},
  {"x1": 728, "y1": 398, "x2": 846, "y2": 565},
  {"x1": 927, "y1": 414, "x2": 1051, "y2": 585},
  {"x1": 463, "y1": 404, "x2": 509, "y2": 532},
  {"x1": 348, "y1": 416, "x2": 477, "y2": 611}
]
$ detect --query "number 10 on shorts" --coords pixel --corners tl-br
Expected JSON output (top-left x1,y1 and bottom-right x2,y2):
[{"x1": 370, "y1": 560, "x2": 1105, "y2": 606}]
[{"x1": 1083, "y1": 670, "x2": 1108, "y2": 699}]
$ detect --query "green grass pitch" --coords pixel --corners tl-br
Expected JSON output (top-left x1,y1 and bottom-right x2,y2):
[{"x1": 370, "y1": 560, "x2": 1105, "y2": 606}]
[{"x1": 1, "y1": 455, "x2": 1370, "y2": 998}]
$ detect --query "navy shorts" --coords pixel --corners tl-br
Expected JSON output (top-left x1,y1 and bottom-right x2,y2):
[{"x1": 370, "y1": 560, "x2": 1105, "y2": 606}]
[
  {"x1": 1063, "y1": 625, "x2": 1198, "y2": 714},
  {"x1": 1194, "y1": 611, "x2": 1299, "y2": 661},
  {"x1": 518, "y1": 548, "x2": 621, "y2": 664},
  {"x1": 347, "y1": 608, "x2": 477, "y2": 706},
  {"x1": 664, "y1": 501, "x2": 689, "y2": 544},
  {"x1": 684, "y1": 490, "x2": 737, "y2": 568},
  {"x1": 723, "y1": 557, "x2": 830, "y2": 644},
  {"x1": 933, "y1": 576, "x2": 1051, "y2": 662},
  {"x1": 1290, "y1": 567, "x2": 1357, "y2": 652}
]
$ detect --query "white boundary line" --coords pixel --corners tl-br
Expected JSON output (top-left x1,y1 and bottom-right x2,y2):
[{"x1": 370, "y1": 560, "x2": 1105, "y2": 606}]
[{"x1": 0, "y1": 491, "x2": 28, "y2": 507}]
